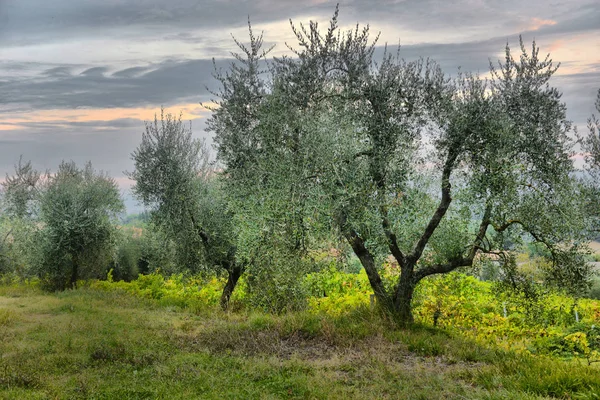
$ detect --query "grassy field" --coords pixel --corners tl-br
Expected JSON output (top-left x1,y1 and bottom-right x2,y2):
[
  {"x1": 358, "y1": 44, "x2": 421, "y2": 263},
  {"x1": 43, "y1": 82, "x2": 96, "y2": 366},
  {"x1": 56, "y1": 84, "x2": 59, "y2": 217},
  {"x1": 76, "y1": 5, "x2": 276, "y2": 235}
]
[{"x1": 1, "y1": 285, "x2": 600, "y2": 399}]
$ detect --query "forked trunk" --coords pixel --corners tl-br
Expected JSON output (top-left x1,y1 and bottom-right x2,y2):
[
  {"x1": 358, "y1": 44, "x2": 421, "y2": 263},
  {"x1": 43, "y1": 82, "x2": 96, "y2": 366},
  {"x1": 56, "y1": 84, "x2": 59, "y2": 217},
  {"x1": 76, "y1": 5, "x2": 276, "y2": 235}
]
[{"x1": 220, "y1": 265, "x2": 243, "y2": 310}]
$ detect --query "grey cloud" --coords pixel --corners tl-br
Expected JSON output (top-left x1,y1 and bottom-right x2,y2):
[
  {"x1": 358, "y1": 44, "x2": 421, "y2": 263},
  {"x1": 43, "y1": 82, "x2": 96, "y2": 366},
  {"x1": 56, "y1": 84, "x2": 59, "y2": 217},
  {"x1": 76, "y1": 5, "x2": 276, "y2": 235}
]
[
  {"x1": 0, "y1": 0, "x2": 336, "y2": 47},
  {"x1": 0, "y1": 117, "x2": 211, "y2": 183},
  {"x1": 164, "y1": 32, "x2": 205, "y2": 44},
  {"x1": 0, "y1": 58, "x2": 226, "y2": 110},
  {"x1": 44, "y1": 66, "x2": 74, "y2": 77},
  {"x1": 12, "y1": 118, "x2": 146, "y2": 131},
  {"x1": 554, "y1": 70, "x2": 600, "y2": 124},
  {"x1": 1, "y1": 34, "x2": 597, "y2": 114},
  {"x1": 80, "y1": 67, "x2": 110, "y2": 76},
  {"x1": 0, "y1": 128, "x2": 140, "y2": 178},
  {"x1": 534, "y1": 3, "x2": 600, "y2": 36},
  {"x1": 1, "y1": 61, "x2": 48, "y2": 72},
  {"x1": 1, "y1": 0, "x2": 598, "y2": 53},
  {"x1": 395, "y1": 39, "x2": 500, "y2": 74},
  {"x1": 112, "y1": 66, "x2": 152, "y2": 78},
  {"x1": 325, "y1": 0, "x2": 597, "y2": 39},
  {"x1": 0, "y1": 36, "x2": 526, "y2": 112}
]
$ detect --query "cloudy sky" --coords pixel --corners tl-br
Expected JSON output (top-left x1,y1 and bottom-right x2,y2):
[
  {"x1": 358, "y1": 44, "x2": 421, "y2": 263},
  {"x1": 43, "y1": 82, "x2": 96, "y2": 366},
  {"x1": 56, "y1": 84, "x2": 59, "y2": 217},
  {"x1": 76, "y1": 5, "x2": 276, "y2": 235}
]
[{"x1": 1, "y1": 0, "x2": 599, "y2": 212}]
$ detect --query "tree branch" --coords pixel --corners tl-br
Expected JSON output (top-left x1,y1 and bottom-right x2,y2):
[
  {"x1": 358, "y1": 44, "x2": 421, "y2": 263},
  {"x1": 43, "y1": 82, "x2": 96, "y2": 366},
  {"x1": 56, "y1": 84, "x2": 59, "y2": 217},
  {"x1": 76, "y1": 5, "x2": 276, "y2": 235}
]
[
  {"x1": 415, "y1": 202, "x2": 492, "y2": 281},
  {"x1": 337, "y1": 211, "x2": 390, "y2": 304},
  {"x1": 414, "y1": 257, "x2": 472, "y2": 282},
  {"x1": 492, "y1": 218, "x2": 552, "y2": 249},
  {"x1": 380, "y1": 206, "x2": 406, "y2": 268},
  {"x1": 468, "y1": 204, "x2": 492, "y2": 259},
  {"x1": 492, "y1": 219, "x2": 522, "y2": 232},
  {"x1": 188, "y1": 209, "x2": 210, "y2": 247},
  {"x1": 2, "y1": 228, "x2": 13, "y2": 246},
  {"x1": 407, "y1": 152, "x2": 457, "y2": 264}
]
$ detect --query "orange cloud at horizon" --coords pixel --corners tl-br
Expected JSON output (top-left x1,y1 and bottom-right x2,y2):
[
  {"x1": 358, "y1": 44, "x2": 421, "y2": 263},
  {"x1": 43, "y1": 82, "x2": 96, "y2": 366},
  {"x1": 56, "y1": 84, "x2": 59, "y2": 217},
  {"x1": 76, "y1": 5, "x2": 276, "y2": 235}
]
[
  {"x1": 0, "y1": 124, "x2": 24, "y2": 131},
  {"x1": 0, "y1": 102, "x2": 217, "y2": 132}
]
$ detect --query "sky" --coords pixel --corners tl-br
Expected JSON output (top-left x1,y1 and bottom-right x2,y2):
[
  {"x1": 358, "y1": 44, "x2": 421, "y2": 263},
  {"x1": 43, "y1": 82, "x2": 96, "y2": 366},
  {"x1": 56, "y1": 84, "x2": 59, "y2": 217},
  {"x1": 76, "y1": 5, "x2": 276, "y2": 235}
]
[{"x1": 1, "y1": 0, "x2": 599, "y2": 212}]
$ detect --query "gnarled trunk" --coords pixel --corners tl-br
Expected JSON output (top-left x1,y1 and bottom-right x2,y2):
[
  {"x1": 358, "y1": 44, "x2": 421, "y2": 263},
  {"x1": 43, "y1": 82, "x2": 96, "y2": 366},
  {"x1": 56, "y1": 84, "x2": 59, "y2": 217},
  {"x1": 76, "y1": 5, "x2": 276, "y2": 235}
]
[
  {"x1": 220, "y1": 264, "x2": 243, "y2": 310},
  {"x1": 393, "y1": 270, "x2": 416, "y2": 324}
]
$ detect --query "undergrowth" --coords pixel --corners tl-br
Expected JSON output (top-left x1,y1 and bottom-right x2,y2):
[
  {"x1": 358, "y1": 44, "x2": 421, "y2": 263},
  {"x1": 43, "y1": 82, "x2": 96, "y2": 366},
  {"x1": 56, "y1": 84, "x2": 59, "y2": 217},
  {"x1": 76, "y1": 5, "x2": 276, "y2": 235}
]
[{"x1": 89, "y1": 268, "x2": 600, "y2": 363}]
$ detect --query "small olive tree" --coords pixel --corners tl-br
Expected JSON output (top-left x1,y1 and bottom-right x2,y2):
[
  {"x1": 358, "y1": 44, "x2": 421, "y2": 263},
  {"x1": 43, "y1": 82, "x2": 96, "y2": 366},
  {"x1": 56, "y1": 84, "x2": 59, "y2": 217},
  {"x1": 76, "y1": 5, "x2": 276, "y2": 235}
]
[
  {"x1": 582, "y1": 89, "x2": 600, "y2": 172},
  {"x1": 129, "y1": 111, "x2": 243, "y2": 308},
  {"x1": 1, "y1": 157, "x2": 42, "y2": 219},
  {"x1": 206, "y1": 22, "x2": 345, "y2": 311},
  {"x1": 1, "y1": 158, "x2": 44, "y2": 277},
  {"x1": 579, "y1": 89, "x2": 600, "y2": 236},
  {"x1": 34, "y1": 161, "x2": 123, "y2": 290}
]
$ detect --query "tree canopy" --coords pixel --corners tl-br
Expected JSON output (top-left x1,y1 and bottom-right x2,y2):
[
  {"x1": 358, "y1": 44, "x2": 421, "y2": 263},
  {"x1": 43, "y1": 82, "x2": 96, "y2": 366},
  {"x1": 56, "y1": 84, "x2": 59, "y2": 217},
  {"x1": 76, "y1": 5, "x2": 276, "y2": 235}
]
[
  {"x1": 33, "y1": 161, "x2": 123, "y2": 290},
  {"x1": 129, "y1": 111, "x2": 244, "y2": 308},
  {"x1": 208, "y1": 8, "x2": 590, "y2": 322}
]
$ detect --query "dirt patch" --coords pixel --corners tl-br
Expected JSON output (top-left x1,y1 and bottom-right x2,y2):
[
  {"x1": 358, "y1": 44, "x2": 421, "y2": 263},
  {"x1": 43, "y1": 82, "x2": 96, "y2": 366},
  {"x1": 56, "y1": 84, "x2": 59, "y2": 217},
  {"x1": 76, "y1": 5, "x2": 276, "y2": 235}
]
[
  {"x1": 171, "y1": 325, "x2": 338, "y2": 358},
  {"x1": 176, "y1": 323, "x2": 421, "y2": 360}
]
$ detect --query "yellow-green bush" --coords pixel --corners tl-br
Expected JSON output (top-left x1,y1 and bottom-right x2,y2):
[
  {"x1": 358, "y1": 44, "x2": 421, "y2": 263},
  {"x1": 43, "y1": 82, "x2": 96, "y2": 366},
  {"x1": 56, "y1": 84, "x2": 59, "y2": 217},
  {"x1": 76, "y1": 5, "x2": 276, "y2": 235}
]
[{"x1": 90, "y1": 272, "x2": 227, "y2": 310}]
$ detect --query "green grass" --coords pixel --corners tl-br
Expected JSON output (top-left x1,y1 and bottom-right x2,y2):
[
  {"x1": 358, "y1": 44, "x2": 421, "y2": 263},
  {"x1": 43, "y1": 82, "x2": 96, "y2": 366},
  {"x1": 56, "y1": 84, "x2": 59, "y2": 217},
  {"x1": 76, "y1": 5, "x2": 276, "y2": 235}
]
[{"x1": 1, "y1": 285, "x2": 599, "y2": 399}]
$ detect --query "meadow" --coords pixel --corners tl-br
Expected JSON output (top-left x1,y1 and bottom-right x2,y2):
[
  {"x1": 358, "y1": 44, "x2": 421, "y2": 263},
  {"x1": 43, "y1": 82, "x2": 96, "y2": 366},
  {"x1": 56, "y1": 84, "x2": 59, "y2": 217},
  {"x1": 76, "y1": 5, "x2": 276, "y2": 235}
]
[{"x1": 2, "y1": 269, "x2": 600, "y2": 399}]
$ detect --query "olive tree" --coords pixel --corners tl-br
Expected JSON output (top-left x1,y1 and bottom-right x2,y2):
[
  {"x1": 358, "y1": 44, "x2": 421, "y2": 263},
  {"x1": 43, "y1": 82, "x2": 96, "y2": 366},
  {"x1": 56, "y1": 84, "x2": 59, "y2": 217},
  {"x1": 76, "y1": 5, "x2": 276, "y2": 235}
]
[
  {"x1": 34, "y1": 161, "x2": 123, "y2": 290},
  {"x1": 210, "y1": 8, "x2": 588, "y2": 323},
  {"x1": 582, "y1": 89, "x2": 600, "y2": 173},
  {"x1": 206, "y1": 21, "x2": 354, "y2": 311},
  {"x1": 578, "y1": 88, "x2": 600, "y2": 240},
  {"x1": 129, "y1": 111, "x2": 243, "y2": 308},
  {"x1": 1, "y1": 158, "x2": 44, "y2": 276},
  {"x1": 2, "y1": 157, "x2": 42, "y2": 219}
]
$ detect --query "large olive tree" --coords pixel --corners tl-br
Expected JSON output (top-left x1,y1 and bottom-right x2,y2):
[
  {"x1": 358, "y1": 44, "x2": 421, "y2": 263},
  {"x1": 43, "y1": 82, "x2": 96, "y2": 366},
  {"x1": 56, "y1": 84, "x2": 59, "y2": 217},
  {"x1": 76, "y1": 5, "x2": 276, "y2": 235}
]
[{"x1": 209, "y1": 8, "x2": 589, "y2": 323}]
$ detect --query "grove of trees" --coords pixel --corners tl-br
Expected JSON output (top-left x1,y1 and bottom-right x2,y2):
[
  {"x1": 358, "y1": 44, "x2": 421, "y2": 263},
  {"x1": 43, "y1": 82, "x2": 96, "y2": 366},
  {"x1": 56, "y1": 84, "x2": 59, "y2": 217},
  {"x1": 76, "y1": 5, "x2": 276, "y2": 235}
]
[{"x1": 1, "y1": 8, "x2": 599, "y2": 324}]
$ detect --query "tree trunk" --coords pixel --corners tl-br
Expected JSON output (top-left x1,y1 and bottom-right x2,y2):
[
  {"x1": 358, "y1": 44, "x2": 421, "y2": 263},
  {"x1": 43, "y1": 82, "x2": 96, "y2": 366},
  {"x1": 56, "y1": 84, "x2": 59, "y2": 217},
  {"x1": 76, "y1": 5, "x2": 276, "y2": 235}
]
[
  {"x1": 344, "y1": 232, "x2": 392, "y2": 310},
  {"x1": 70, "y1": 260, "x2": 79, "y2": 289},
  {"x1": 220, "y1": 264, "x2": 243, "y2": 310},
  {"x1": 393, "y1": 269, "x2": 416, "y2": 325}
]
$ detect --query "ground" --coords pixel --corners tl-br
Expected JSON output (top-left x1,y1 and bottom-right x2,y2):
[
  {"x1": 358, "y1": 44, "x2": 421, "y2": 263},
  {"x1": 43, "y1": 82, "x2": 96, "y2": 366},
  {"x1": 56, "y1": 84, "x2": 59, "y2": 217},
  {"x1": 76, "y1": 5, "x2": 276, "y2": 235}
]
[{"x1": 1, "y1": 285, "x2": 599, "y2": 399}]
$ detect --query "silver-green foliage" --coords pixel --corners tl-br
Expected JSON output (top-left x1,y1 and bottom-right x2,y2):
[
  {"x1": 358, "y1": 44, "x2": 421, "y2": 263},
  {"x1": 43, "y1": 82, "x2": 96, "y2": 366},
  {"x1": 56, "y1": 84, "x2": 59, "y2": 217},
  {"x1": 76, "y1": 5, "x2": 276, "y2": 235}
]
[
  {"x1": 582, "y1": 89, "x2": 600, "y2": 175},
  {"x1": 129, "y1": 111, "x2": 207, "y2": 272},
  {"x1": 206, "y1": 22, "x2": 347, "y2": 310},
  {"x1": 0, "y1": 158, "x2": 42, "y2": 277},
  {"x1": 580, "y1": 89, "x2": 600, "y2": 234},
  {"x1": 129, "y1": 111, "x2": 244, "y2": 307},
  {"x1": 209, "y1": 8, "x2": 589, "y2": 321},
  {"x1": 34, "y1": 161, "x2": 123, "y2": 290},
  {"x1": 1, "y1": 157, "x2": 41, "y2": 220},
  {"x1": 0, "y1": 217, "x2": 36, "y2": 278}
]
